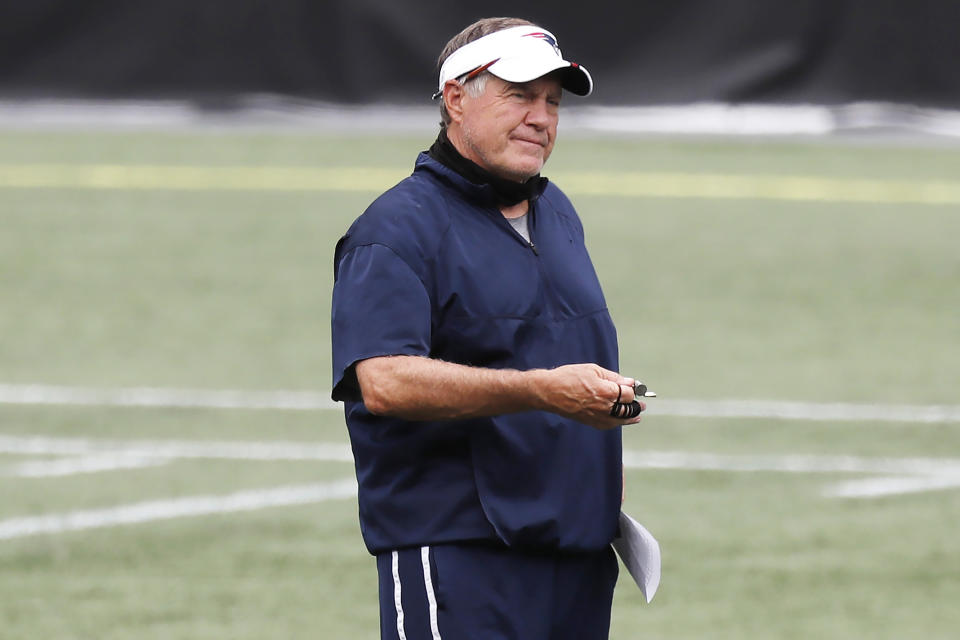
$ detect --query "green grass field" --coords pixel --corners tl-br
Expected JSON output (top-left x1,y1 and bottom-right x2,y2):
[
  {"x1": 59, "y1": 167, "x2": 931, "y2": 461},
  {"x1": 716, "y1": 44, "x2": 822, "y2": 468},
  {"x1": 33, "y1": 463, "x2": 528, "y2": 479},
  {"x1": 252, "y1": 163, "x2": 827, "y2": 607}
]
[{"x1": 1, "y1": 127, "x2": 959, "y2": 639}]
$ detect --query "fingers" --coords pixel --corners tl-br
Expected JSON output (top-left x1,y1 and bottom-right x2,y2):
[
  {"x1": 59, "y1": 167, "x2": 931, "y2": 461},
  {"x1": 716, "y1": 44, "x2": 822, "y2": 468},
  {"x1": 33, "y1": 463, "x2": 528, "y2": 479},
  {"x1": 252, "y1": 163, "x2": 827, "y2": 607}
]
[
  {"x1": 589, "y1": 409, "x2": 644, "y2": 430},
  {"x1": 608, "y1": 377, "x2": 636, "y2": 405},
  {"x1": 609, "y1": 400, "x2": 644, "y2": 420},
  {"x1": 544, "y1": 364, "x2": 647, "y2": 429},
  {"x1": 608, "y1": 380, "x2": 645, "y2": 421},
  {"x1": 585, "y1": 367, "x2": 646, "y2": 424},
  {"x1": 595, "y1": 366, "x2": 635, "y2": 388},
  {"x1": 599, "y1": 368, "x2": 650, "y2": 425}
]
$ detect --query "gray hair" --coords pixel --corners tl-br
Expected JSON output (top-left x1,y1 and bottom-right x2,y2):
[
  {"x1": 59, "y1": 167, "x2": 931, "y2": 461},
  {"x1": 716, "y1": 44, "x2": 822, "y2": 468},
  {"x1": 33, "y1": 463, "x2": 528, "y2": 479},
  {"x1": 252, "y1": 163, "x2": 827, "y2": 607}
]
[{"x1": 436, "y1": 17, "x2": 535, "y2": 129}]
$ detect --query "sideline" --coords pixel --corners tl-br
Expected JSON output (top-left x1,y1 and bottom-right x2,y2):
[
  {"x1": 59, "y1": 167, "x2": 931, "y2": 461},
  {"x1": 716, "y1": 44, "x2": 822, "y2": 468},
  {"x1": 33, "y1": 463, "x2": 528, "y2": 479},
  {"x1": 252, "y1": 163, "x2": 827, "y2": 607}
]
[{"x1": 2, "y1": 100, "x2": 960, "y2": 139}]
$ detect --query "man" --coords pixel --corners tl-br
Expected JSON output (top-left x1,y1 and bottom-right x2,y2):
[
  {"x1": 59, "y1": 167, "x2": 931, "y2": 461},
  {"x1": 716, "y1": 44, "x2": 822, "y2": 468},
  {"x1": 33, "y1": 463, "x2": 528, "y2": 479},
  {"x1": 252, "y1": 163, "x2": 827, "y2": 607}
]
[{"x1": 331, "y1": 17, "x2": 645, "y2": 640}]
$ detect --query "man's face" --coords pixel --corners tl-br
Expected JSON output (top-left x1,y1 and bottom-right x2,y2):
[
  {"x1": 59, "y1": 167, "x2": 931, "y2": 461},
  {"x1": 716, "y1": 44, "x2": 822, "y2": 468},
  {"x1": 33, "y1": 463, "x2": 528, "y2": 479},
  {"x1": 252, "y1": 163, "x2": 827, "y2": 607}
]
[{"x1": 456, "y1": 73, "x2": 562, "y2": 183}]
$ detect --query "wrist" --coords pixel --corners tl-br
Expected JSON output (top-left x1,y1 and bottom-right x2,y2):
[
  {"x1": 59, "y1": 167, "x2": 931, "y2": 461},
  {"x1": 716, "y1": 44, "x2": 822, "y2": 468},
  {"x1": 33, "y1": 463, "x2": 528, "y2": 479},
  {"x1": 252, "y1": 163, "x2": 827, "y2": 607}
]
[{"x1": 517, "y1": 368, "x2": 552, "y2": 412}]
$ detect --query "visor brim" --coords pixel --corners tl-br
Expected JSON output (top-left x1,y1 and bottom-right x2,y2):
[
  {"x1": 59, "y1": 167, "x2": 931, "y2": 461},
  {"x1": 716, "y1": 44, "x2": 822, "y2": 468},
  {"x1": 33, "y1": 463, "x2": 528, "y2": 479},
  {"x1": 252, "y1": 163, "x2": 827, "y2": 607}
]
[{"x1": 487, "y1": 58, "x2": 593, "y2": 96}]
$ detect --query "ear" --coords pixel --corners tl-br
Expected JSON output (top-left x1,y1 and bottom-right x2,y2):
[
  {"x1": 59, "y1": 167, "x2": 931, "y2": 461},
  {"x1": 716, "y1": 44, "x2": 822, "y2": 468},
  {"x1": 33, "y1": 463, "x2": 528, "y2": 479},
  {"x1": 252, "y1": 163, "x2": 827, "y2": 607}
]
[{"x1": 442, "y1": 80, "x2": 467, "y2": 125}]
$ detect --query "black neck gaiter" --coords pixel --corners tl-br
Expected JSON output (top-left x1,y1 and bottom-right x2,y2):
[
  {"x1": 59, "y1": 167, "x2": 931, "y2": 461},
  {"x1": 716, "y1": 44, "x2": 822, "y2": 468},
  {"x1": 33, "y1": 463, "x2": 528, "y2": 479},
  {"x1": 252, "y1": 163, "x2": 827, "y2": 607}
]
[{"x1": 428, "y1": 129, "x2": 548, "y2": 207}]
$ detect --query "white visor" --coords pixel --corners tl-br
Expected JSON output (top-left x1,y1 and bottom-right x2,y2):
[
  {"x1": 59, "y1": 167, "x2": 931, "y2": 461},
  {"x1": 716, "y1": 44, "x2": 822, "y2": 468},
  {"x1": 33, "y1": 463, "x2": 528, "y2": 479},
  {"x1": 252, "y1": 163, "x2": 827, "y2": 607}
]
[{"x1": 435, "y1": 25, "x2": 593, "y2": 98}]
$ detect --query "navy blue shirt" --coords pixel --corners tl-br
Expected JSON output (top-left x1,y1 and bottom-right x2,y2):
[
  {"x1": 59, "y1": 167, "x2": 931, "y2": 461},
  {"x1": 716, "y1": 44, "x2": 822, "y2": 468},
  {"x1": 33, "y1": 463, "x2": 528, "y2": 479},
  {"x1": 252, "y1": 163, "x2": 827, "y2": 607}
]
[{"x1": 331, "y1": 152, "x2": 622, "y2": 555}]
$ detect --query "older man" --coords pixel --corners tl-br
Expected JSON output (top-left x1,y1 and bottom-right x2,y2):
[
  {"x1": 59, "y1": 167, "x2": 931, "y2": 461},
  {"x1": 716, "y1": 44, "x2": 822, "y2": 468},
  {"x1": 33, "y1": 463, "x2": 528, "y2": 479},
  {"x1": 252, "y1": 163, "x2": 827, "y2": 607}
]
[{"x1": 331, "y1": 16, "x2": 645, "y2": 640}]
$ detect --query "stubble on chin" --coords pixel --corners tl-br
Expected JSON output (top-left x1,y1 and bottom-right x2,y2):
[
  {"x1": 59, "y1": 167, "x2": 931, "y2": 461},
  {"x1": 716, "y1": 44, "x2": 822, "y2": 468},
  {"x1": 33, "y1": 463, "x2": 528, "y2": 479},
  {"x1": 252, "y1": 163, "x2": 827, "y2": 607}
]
[{"x1": 459, "y1": 124, "x2": 544, "y2": 183}]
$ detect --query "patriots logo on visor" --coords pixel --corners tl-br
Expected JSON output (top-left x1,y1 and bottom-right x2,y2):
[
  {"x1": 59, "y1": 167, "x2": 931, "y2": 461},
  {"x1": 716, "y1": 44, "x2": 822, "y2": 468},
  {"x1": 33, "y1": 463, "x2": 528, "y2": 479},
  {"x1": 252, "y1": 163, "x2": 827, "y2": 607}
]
[{"x1": 522, "y1": 31, "x2": 561, "y2": 55}]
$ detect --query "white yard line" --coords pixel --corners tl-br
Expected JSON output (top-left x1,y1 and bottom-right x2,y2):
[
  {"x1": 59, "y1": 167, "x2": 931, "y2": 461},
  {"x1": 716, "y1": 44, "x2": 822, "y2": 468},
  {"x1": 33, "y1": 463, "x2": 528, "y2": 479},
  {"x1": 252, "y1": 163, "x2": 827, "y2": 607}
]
[
  {"x1": 5, "y1": 435, "x2": 958, "y2": 476},
  {"x1": 11, "y1": 454, "x2": 171, "y2": 478},
  {"x1": 0, "y1": 435, "x2": 955, "y2": 542},
  {"x1": 654, "y1": 399, "x2": 960, "y2": 424},
  {"x1": 822, "y1": 474, "x2": 960, "y2": 498},
  {"x1": 2, "y1": 383, "x2": 959, "y2": 424},
  {"x1": 3, "y1": 434, "x2": 960, "y2": 499},
  {"x1": 621, "y1": 450, "x2": 960, "y2": 476},
  {"x1": 0, "y1": 478, "x2": 358, "y2": 541},
  {"x1": 2, "y1": 381, "x2": 958, "y2": 499},
  {"x1": 0, "y1": 384, "x2": 338, "y2": 410},
  {"x1": 0, "y1": 435, "x2": 353, "y2": 462},
  {"x1": 622, "y1": 450, "x2": 960, "y2": 499}
]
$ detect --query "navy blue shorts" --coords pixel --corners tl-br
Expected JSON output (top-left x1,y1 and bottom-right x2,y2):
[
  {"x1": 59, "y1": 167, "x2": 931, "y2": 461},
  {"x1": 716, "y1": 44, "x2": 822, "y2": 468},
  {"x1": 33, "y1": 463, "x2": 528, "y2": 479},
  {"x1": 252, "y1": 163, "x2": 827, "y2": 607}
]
[{"x1": 376, "y1": 543, "x2": 619, "y2": 640}]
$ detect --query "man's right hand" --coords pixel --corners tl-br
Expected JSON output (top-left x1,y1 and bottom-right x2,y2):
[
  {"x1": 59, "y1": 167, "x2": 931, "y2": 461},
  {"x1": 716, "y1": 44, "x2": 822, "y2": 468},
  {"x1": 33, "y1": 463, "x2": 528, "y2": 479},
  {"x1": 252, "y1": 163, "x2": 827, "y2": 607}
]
[{"x1": 530, "y1": 363, "x2": 644, "y2": 430}]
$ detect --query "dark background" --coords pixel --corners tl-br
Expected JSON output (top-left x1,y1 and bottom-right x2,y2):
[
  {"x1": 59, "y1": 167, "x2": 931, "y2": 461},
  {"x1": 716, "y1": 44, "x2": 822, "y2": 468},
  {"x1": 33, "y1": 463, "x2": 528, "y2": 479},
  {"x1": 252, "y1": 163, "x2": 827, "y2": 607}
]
[{"x1": 2, "y1": 0, "x2": 958, "y2": 107}]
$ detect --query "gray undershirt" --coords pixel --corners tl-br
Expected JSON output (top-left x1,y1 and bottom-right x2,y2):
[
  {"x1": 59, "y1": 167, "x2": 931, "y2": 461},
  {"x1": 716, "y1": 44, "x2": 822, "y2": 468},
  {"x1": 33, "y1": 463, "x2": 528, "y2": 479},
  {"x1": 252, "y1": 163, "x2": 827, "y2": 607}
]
[{"x1": 506, "y1": 213, "x2": 530, "y2": 243}]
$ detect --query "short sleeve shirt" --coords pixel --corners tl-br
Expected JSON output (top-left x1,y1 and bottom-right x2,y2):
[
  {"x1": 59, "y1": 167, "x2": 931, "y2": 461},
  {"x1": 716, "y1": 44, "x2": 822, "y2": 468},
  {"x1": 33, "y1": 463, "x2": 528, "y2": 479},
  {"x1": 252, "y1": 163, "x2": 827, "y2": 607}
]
[{"x1": 331, "y1": 153, "x2": 622, "y2": 554}]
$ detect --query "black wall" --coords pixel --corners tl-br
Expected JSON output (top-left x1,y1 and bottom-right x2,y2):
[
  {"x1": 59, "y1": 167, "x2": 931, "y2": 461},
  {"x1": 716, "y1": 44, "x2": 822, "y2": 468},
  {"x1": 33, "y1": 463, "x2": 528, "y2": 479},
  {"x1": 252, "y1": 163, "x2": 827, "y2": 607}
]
[{"x1": 2, "y1": 0, "x2": 958, "y2": 107}]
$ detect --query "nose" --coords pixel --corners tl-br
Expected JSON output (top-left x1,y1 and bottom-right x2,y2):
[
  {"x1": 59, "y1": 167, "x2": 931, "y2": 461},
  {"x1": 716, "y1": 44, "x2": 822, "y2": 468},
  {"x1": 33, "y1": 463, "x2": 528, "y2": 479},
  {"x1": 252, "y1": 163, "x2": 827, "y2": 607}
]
[{"x1": 524, "y1": 96, "x2": 553, "y2": 130}]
